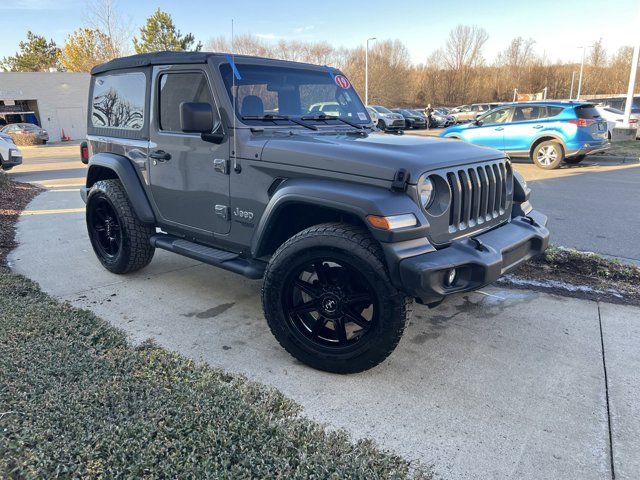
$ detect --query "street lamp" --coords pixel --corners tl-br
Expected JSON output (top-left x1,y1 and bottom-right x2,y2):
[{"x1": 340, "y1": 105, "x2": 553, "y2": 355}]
[
  {"x1": 365, "y1": 37, "x2": 376, "y2": 106},
  {"x1": 576, "y1": 44, "x2": 594, "y2": 100}
]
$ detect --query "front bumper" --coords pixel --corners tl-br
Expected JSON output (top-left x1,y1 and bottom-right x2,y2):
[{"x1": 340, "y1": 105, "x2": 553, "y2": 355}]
[
  {"x1": 398, "y1": 210, "x2": 549, "y2": 304},
  {"x1": 1, "y1": 149, "x2": 22, "y2": 169}
]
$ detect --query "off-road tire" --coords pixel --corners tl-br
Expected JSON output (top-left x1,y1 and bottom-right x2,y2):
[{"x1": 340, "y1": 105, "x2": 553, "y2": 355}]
[
  {"x1": 564, "y1": 155, "x2": 586, "y2": 164},
  {"x1": 531, "y1": 140, "x2": 564, "y2": 169},
  {"x1": 262, "y1": 222, "x2": 412, "y2": 373},
  {"x1": 86, "y1": 179, "x2": 155, "y2": 274}
]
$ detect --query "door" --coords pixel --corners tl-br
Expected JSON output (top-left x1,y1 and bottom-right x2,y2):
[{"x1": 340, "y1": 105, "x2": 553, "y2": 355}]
[
  {"x1": 502, "y1": 105, "x2": 547, "y2": 153},
  {"x1": 462, "y1": 107, "x2": 511, "y2": 150},
  {"x1": 148, "y1": 66, "x2": 230, "y2": 235},
  {"x1": 56, "y1": 107, "x2": 84, "y2": 140}
]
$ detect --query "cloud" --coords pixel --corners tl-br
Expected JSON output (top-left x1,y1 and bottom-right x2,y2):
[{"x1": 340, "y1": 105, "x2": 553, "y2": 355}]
[
  {"x1": 293, "y1": 25, "x2": 315, "y2": 34},
  {"x1": 254, "y1": 33, "x2": 282, "y2": 40}
]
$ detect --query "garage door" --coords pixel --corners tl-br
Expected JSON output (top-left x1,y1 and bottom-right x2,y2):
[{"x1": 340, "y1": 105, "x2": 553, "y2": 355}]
[{"x1": 56, "y1": 107, "x2": 85, "y2": 140}]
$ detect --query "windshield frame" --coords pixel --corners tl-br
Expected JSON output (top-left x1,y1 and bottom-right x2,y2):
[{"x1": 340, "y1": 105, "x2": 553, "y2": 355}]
[{"x1": 218, "y1": 62, "x2": 371, "y2": 129}]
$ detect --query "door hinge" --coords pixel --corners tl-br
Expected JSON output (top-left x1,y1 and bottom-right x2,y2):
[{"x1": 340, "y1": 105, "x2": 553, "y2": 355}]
[
  {"x1": 215, "y1": 204, "x2": 230, "y2": 221},
  {"x1": 391, "y1": 168, "x2": 410, "y2": 192},
  {"x1": 213, "y1": 158, "x2": 229, "y2": 174}
]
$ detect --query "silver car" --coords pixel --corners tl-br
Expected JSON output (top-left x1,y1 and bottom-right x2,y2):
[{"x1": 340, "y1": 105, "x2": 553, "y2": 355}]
[
  {"x1": 0, "y1": 123, "x2": 49, "y2": 144},
  {"x1": 369, "y1": 106, "x2": 406, "y2": 131}
]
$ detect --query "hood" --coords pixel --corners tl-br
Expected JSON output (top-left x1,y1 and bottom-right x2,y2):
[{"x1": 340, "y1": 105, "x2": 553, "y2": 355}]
[{"x1": 259, "y1": 131, "x2": 505, "y2": 183}]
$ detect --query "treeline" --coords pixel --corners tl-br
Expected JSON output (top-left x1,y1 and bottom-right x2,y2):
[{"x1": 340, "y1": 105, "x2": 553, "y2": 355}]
[{"x1": 2, "y1": 1, "x2": 637, "y2": 107}]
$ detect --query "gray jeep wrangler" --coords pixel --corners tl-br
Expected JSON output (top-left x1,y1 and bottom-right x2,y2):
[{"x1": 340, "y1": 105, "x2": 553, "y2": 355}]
[{"x1": 80, "y1": 52, "x2": 549, "y2": 373}]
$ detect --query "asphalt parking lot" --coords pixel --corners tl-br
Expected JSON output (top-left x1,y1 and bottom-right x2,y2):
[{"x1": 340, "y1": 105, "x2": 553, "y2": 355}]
[{"x1": 6, "y1": 143, "x2": 640, "y2": 479}]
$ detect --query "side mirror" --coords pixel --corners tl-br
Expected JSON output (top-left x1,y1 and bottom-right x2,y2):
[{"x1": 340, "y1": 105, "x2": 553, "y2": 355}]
[
  {"x1": 180, "y1": 102, "x2": 214, "y2": 133},
  {"x1": 180, "y1": 102, "x2": 226, "y2": 144}
]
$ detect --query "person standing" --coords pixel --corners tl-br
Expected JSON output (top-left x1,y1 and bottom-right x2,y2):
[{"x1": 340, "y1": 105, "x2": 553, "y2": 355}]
[{"x1": 425, "y1": 103, "x2": 434, "y2": 130}]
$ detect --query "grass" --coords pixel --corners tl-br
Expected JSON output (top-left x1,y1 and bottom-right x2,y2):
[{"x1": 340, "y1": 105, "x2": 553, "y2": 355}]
[
  {"x1": 507, "y1": 245, "x2": 640, "y2": 305},
  {"x1": 606, "y1": 139, "x2": 640, "y2": 158},
  {"x1": 0, "y1": 271, "x2": 428, "y2": 479}
]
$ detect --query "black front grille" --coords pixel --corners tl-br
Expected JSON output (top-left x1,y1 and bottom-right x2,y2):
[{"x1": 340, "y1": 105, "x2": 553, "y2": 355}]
[{"x1": 446, "y1": 161, "x2": 511, "y2": 234}]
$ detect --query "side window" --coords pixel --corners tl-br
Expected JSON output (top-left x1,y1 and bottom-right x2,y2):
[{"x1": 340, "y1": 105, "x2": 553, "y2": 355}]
[
  {"x1": 91, "y1": 73, "x2": 145, "y2": 130},
  {"x1": 159, "y1": 72, "x2": 216, "y2": 133},
  {"x1": 481, "y1": 108, "x2": 511, "y2": 124},
  {"x1": 512, "y1": 106, "x2": 544, "y2": 122}
]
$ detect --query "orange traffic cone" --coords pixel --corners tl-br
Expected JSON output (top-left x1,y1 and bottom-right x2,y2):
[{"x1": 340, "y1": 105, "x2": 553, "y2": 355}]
[{"x1": 61, "y1": 128, "x2": 71, "y2": 141}]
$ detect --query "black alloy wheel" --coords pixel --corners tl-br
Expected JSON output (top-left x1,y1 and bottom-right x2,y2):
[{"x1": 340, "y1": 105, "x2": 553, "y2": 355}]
[
  {"x1": 283, "y1": 258, "x2": 377, "y2": 351},
  {"x1": 88, "y1": 196, "x2": 122, "y2": 259}
]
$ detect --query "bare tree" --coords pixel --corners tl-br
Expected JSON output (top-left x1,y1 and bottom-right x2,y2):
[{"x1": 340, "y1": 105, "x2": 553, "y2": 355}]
[
  {"x1": 85, "y1": 0, "x2": 132, "y2": 58},
  {"x1": 440, "y1": 25, "x2": 489, "y2": 103}
]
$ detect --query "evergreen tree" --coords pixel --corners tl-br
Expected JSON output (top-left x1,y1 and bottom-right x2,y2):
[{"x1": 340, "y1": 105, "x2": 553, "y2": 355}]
[
  {"x1": 133, "y1": 9, "x2": 201, "y2": 54},
  {"x1": 1, "y1": 31, "x2": 61, "y2": 72}
]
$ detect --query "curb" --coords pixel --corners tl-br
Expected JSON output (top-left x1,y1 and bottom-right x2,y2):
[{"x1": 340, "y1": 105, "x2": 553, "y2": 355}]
[{"x1": 588, "y1": 155, "x2": 639, "y2": 164}]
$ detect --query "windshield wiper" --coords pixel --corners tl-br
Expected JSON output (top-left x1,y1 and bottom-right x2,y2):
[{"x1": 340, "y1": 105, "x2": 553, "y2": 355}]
[
  {"x1": 301, "y1": 113, "x2": 364, "y2": 130},
  {"x1": 241, "y1": 114, "x2": 318, "y2": 131}
]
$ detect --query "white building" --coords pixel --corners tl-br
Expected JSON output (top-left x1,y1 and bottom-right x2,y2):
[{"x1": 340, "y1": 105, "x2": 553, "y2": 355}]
[{"x1": 0, "y1": 72, "x2": 90, "y2": 143}]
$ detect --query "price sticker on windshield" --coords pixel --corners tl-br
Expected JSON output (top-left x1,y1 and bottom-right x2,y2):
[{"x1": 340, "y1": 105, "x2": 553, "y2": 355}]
[{"x1": 334, "y1": 75, "x2": 351, "y2": 89}]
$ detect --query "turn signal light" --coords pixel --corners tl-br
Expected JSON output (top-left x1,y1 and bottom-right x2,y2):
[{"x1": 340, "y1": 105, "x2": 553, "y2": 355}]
[{"x1": 366, "y1": 214, "x2": 417, "y2": 230}]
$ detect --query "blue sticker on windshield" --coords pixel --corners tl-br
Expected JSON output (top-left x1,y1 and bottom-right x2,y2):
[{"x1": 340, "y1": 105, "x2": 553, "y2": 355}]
[{"x1": 225, "y1": 54, "x2": 242, "y2": 80}]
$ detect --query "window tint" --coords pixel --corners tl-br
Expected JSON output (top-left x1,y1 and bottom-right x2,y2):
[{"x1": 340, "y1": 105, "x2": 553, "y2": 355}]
[
  {"x1": 92, "y1": 73, "x2": 145, "y2": 130},
  {"x1": 575, "y1": 105, "x2": 601, "y2": 119},
  {"x1": 481, "y1": 108, "x2": 511, "y2": 124},
  {"x1": 159, "y1": 72, "x2": 215, "y2": 132}
]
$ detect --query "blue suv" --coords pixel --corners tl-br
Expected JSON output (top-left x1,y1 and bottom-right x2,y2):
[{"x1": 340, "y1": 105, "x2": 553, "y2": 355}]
[{"x1": 441, "y1": 101, "x2": 610, "y2": 169}]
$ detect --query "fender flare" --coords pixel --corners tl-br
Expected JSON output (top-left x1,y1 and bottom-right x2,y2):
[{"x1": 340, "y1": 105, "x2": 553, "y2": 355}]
[
  {"x1": 529, "y1": 133, "x2": 567, "y2": 155},
  {"x1": 251, "y1": 177, "x2": 429, "y2": 257},
  {"x1": 86, "y1": 152, "x2": 156, "y2": 224}
]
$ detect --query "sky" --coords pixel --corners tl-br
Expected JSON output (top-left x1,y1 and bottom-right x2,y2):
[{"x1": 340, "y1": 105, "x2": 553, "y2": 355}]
[{"x1": 0, "y1": 0, "x2": 637, "y2": 64}]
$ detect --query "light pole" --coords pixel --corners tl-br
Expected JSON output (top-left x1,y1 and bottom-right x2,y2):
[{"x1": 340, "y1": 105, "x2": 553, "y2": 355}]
[
  {"x1": 623, "y1": 43, "x2": 639, "y2": 127},
  {"x1": 569, "y1": 71, "x2": 576, "y2": 100},
  {"x1": 576, "y1": 44, "x2": 593, "y2": 100},
  {"x1": 365, "y1": 37, "x2": 376, "y2": 106}
]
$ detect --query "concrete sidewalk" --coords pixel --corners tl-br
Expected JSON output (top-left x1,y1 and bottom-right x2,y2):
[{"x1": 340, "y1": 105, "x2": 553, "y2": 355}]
[{"x1": 9, "y1": 186, "x2": 639, "y2": 479}]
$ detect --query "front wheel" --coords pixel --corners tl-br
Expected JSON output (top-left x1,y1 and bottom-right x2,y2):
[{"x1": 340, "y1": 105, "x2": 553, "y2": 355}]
[
  {"x1": 262, "y1": 223, "x2": 411, "y2": 373},
  {"x1": 532, "y1": 140, "x2": 564, "y2": 169}
]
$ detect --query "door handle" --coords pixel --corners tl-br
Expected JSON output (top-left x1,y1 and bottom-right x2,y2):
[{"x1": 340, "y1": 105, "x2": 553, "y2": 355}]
[
  {"x1": 149, "y1": 150, "x2": 172, "y2": 162},
  {"x1": 533, "y1": 125, "x2": 544, "y2": 129},
  {"x1": 495, "y1": 127, "x2": 504, "y2": 131}
]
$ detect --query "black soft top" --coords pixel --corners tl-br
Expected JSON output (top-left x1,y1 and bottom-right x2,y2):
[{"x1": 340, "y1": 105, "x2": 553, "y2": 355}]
[{"x1": 90, "y1": 51, "x2": 329, "y2": 75}]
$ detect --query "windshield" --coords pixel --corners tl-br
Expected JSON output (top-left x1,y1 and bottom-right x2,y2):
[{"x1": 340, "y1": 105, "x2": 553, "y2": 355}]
[
  {"x1": 220, "y1": 63, "x2": 370, "y2": 126},
  {"x1": 373, "y1": 106, "x2": 392, "y2": 114}
]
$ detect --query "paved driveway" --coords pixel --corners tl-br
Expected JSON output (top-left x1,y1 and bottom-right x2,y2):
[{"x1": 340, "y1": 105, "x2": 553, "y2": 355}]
[{"x1": 7, "y1": 144, "x2": 640, "y2": 479}]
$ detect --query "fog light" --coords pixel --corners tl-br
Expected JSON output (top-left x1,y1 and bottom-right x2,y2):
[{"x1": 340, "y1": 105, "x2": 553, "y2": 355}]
[{"x1": 445, "y1": 268, "x2": 457, "y2": 287}]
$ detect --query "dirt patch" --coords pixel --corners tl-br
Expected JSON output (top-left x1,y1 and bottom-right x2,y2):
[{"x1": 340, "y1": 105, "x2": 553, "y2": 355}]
[
  {"x1": 604, "y1": 140, "x2": 640, "y2": 159},
  {"x1": 0, "y1": 173, "x2": 41, "y2": 265},
  {"x1": 500, "y1": 246, "x2": 640, "y2": 306}
]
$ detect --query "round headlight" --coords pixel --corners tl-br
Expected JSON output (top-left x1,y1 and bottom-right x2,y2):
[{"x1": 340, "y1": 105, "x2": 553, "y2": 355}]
[{"x1": 417, "y1": 177, "x2": 434, "y2": 209}]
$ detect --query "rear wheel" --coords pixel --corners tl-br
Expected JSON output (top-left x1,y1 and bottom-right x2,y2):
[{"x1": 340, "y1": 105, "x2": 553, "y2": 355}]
[
  {"x1": 532, "y1": 140, "x2": 564, "y2": 169},
  {"x1": 86, "y1": 179, "x2": 155, "y2": 274},
  {"x1": 262, "y1": 223, "x2": 411, "y2": 373},
  {"x1": 564, "y1": 155, "x2": 586, "y2": 165}
]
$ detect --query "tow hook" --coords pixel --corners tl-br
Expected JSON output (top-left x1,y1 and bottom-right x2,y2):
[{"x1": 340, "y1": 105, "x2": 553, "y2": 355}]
[
  {"x1": 469, "y1": 237, "x2": 486, "y2": 252},
  {"x1": 523, "y1": 216, "x2": 538, "y2": 227}
]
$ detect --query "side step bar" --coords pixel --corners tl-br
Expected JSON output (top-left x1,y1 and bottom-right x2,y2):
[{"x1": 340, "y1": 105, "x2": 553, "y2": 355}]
[{"x1": 150, "y1": 234, "x2": 265, "y2": 279}]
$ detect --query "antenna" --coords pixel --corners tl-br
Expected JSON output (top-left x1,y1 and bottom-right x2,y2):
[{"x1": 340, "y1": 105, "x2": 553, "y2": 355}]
[{"x1": 231, "y1": 19, "x2": 240, "y2": 173}]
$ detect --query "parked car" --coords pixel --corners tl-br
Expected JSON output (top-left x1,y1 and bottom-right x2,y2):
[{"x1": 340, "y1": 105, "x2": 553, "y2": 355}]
[
  {"x1": 80, "y1": 51, "x2": 549, "y2": 373},
  {"x1": 451, "y1": 103, "x2": 501, "y2": 123},
  {"x1": 391, "y1": 109, "x2": 427, "y2": 129},
  {"x1": 369, "y1": 106, "x2": 405, "y2": 131},
  {"x1": 430, "y1": 109, "x2": 455, "y2": 127},
  {"x1": 441, "y1": 101, "x2": 610, "y2": 169},
  {"x1": 309, "y1": 102, "x2": 342, "y2": 117},
  {"x1": 588, "y1": 96, "x2": 640, "y2": 115},
  {"x1": 0, "y1": 132, "x2": 22, "y2": 170},
  {"x1": 594, "y1": 105, "x2": 640, "y2": 139},
  {"x1": 0, "y1": 123, "x2": 49, "y2": 144},
  {"x1": 366, "y1": 106, "x2": 380, "y2": 127}
]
